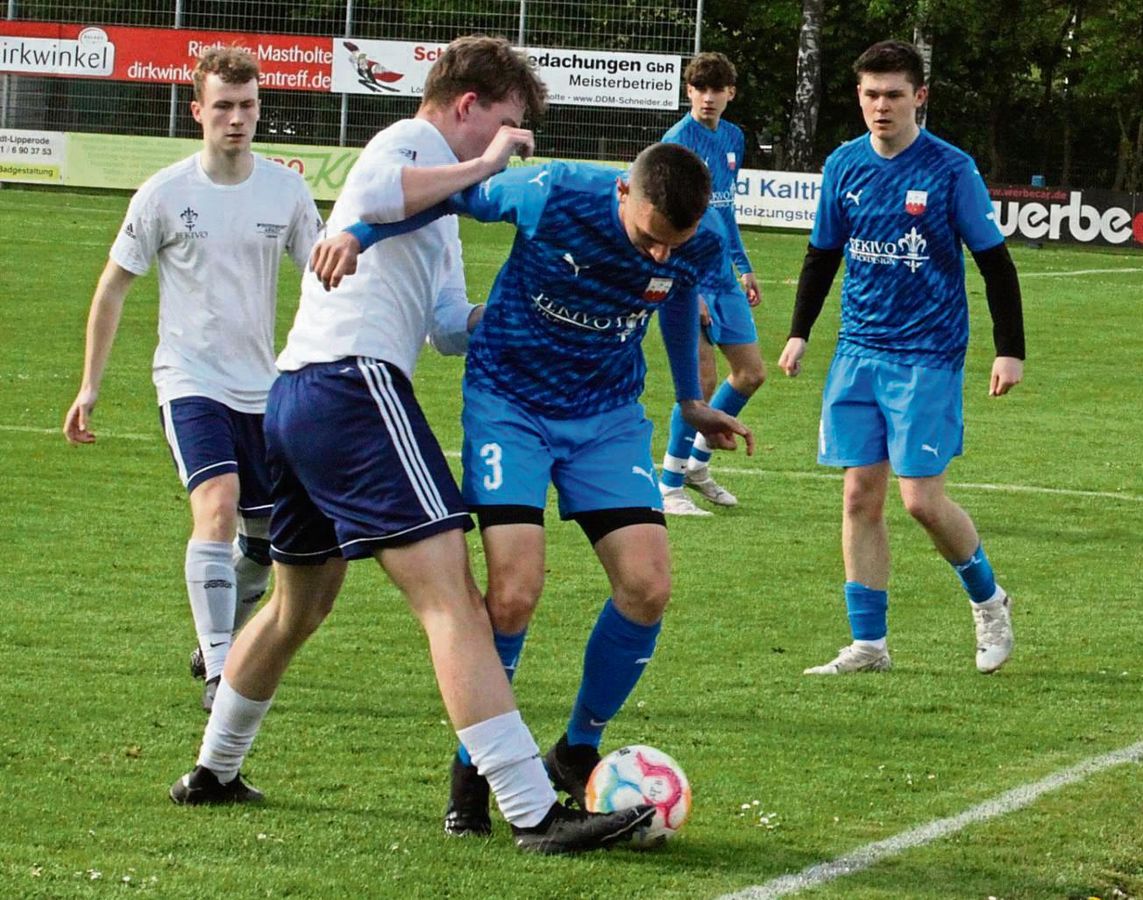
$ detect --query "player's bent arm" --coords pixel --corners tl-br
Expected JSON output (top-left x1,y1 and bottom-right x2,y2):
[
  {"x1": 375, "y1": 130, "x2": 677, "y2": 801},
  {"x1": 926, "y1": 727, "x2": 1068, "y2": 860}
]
[
  {"x1": 657, "y1": 287, "x2": 703, "y2": 403},
  {"x1": 63, "y1": 261, "x2": 137, "y2": 444}
]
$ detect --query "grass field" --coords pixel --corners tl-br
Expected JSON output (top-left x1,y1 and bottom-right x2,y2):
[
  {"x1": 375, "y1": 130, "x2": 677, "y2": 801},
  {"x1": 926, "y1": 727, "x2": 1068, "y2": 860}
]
[{"x1": 0, "y1": 185, "x2": 1140, "y2": 900}]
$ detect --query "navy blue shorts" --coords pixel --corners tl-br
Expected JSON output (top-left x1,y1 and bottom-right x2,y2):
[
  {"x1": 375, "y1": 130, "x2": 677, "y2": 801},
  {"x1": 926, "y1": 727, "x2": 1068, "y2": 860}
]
[
  {"x1": 265, "y1": 358, "x2": 472, "y2": 564},
  {"x1": 159, "y1": 396, "x2": 272, "y2": 517}
]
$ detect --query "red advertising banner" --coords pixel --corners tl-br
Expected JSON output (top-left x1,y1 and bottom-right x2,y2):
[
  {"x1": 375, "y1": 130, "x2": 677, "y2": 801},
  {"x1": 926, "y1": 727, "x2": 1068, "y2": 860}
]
[{"x1": 0, "y1": 21, "x2": 333, "y2": 92}]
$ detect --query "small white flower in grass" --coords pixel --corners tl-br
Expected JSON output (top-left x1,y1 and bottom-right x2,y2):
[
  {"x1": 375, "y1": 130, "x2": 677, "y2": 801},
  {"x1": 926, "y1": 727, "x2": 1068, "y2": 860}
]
[
  {"x1": 636, "y1": 701, "x2": 646, "y2": 709},
  {"x1": 257, "y1": 833, "x2": 268, "y2": 841},
  {"x1": 30, "y1": 866, "x2": 43, "y2": 877},
  {"x1": 122, "y1": 875, "x2": 132, "y2": 885},
  {"x1": 87, "y1": 870, "x2": 102, "y2": 880}
]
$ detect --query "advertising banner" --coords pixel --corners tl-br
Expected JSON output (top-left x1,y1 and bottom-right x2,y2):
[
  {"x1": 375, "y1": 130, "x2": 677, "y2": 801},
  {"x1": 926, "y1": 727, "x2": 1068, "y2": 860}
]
[
  {"x1": 330, "y1": 37, "x2": 680, "y2": 109},
  {"x1": 0, "y1": 129, "x2": 66, "y2": 183},
  {"x1": 0, "y1": 21, "x2": 333, "y2": 91},
  {"x1": 734, "y1": 168, "x2": 822, "y2": 230},
  {"x1": 989, "y1": 185, "x2": 1143, "y2": 248}
]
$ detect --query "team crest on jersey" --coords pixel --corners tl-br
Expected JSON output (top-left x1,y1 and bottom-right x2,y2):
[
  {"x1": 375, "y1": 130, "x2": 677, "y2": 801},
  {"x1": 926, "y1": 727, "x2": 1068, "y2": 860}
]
[
  {"x1": 643, "y1": 277, "x2": 673, "y2": 301},
  {"x1": 726, "y1": 151, "x2": 737, "y2": 171},
  {"x1": 180, "y1": 206, "x2": 198, "y2": 230},
  {"x1": 905, "y1": 190, "x2": 928, "y2": 216}
]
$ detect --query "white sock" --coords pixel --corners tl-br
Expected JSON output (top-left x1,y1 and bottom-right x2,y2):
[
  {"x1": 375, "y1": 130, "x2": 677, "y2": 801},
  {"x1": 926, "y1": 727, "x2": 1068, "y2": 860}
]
[
  {"x1": 457, "y1": 711, "x2": 556, "y2": 828},
  {"x1": 661, "y1": 453, "x2": 688, "y2": 478},
  {"x1": 185, "y1": 540, "x2": 237, "y2": 681},
  {"x1": 690, "y1": 435, "x2": 712, "y2": 458},
  {"x1": 197, "y1": 678, "x2": 273, "y2": 783},
  {"x1": 855, "y1": 638, "x2": 888, "y2": 652}
]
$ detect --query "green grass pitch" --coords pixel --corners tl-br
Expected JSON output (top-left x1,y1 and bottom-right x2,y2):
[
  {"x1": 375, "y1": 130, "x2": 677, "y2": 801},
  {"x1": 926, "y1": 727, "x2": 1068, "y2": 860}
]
[{"x1": 0, "y1": 186, "x2": 1140, "y2": 899}]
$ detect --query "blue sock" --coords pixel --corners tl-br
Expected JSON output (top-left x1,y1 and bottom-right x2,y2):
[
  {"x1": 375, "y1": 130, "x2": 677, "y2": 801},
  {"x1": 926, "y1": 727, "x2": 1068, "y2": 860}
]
[
  {"x1": 952, "y1": 544, "x2": 997, "y2": 604},
  {"x1": 566, "y1": 599, "x2": 661, "y2": 748},
  {"x1": 457, "y1": 628, "x2": 527, "y2": 767},
  {"x1": 844, "y1": 582, "x2": 889, "y2": 641},
  {"x1": 691, "y1": 380, "x2": 750, "y2": 465},
  {"x1": 660, "y1": 404, "x2": 693, "y2": 489}
]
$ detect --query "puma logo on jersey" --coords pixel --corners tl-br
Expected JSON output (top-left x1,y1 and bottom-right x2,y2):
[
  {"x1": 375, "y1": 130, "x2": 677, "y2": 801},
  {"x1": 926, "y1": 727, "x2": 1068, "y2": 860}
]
[
  {"x1": 528, "y1": 170, "x2": 549, "y2": 186},
  {"x1": 845, "y1": 189, "x2": 864, "y2": 206},
  {"x1": 562, "y1": 252, "x2": 589, "y2": 276},
  {"x1": 631, "y1": 465, "x2": 656, "y2": 486},
  {"x1": 921, "y1": 443, "x2": 940, "y2": 457}
]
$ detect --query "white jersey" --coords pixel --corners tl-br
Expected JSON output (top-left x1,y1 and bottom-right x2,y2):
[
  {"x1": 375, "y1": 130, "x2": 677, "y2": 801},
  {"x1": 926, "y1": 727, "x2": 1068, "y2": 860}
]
[
  {"x1": 111, "y1": 153, "x2": 321, "y2": 413},
  {"x1": 277, "y1": 118, "x2": 465, "y2": 379}
]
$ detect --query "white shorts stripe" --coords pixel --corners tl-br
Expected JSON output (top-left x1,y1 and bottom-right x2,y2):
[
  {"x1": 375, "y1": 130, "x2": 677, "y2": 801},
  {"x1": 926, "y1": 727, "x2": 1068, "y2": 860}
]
[
  {"x1": 356, "y1": 359, "x2": 448, "y2": 520},
  {"x1": 161, "y1": 401, "x2": 189, "y2": 485}
]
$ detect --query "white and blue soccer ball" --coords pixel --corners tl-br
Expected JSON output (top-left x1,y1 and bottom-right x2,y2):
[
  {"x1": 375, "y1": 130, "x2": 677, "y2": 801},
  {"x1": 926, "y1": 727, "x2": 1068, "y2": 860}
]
[{"x1": 585, "y1": 744, "x2": 691, "y2": 847}]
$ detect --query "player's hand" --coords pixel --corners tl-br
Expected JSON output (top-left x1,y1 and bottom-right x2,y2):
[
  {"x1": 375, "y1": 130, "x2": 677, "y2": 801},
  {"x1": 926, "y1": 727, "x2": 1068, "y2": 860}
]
[
  {"x1": 778, "y1": 337, "x2": 807, "y2": 377},
  {"x1": 679, "y1": 400, "x2": 755, "y2": 455},
  {"x1": 63, "y1": 390, "x2": 98, "y2": 444},
  {"x1": 990, "y1": 356, "x2": 1023, "y2": 396},
  {"x1": 310, "y1": 231, "x2": 362, "y2": 291},
  {"x1": 697, "y1": 296, "x2": 712, "y2": 328},
  {"x1": 741, "y1": 272, "x2": 761, "y2": 307},
  {"x1": 480, "y1": 125, "x2": 535, "y2": 175}
]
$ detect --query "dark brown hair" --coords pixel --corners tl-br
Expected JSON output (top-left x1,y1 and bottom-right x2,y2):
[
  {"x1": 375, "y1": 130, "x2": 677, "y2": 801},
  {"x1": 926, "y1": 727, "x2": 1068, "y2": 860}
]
[
  {"x1": 684, "y1": 52, "x2": 737, "y2": 90},
  {"x1": 422, "y1": 35, "x2": 547, "y2": 123},
  {"x1": 853, "y1": 40, "x2": 926, "y2": 89},
  {"x1": 629, "y1": 143, "x2": 711, "y2": 230}
]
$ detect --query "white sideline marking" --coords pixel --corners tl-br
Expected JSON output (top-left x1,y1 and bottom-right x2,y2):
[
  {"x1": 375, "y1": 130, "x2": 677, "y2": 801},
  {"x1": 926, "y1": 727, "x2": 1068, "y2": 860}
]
[
  {"x1": 1018, "y1": 267, "x2": 1143, "y2": 278},
  {"x1": 720, "y1": 739, "x2": 1143, "y2": 900},
  {"x1": 5, "y1": 424, "x2": 1139, "y2": 503}
]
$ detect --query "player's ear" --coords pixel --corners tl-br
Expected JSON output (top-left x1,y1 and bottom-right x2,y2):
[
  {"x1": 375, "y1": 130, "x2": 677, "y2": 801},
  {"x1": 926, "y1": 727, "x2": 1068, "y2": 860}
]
[
  {"x1": 727, "y1": 85, "x2": 736, "y2": 102},
  {"x1": 190, "y1": 101, "x2": 203, "y2": 124},
  {"x1": 914, "y1": 84, "x2": 929, "y2": 108},
  {"x1": 456, "y1": 91, "x2": 479, "y2": 120}
]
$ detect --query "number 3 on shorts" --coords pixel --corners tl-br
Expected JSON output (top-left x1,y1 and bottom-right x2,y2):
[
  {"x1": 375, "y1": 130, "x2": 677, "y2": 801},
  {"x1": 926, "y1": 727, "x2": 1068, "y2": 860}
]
[{"x1": 480, "y1": 442, "x2": 503, "y2": 490}]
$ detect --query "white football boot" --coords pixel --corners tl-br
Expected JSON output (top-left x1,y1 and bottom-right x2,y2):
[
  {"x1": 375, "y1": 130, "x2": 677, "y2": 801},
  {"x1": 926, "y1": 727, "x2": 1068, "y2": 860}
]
[
  {"x1": 684, "y1": 464, "x2": 738, "y2": 507},
  {"x1": 804, "y1": 642, "x2": 892, "y2": 675},
  {"x1": 972, "y1": 591, "x2": 1014, "y2": 673},
  {"x1": 660, "y1": 486, "x2": 713, "y2": 517}
]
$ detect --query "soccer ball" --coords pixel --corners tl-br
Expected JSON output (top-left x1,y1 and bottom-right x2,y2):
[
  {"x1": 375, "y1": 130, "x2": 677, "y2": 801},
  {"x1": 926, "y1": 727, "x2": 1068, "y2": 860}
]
[{"x1": 584, "y1": 744, "x2": 691, "y2": 847}]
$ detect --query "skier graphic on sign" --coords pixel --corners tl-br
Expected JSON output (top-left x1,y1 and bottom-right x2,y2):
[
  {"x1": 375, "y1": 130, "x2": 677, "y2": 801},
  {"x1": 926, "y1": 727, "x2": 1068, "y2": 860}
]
[{"x1": 344, "y1": 41, "x2": 404, "y2": 93}]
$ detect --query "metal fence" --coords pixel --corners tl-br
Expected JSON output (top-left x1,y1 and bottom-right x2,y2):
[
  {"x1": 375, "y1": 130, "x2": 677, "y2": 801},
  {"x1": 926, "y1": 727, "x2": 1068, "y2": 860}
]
[{"x1": 3, "y1": 0, "x2": 700, "y2": 161}]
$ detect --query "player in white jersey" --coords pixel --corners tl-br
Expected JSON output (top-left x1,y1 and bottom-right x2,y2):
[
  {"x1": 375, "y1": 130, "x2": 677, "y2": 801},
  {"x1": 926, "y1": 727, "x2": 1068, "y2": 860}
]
[
  {"x1": 63, "y1": 48, "x2": 321, "y2": 711},
  {"x1": 169, "y1": 36, "x2": 653, "y2": 855}
]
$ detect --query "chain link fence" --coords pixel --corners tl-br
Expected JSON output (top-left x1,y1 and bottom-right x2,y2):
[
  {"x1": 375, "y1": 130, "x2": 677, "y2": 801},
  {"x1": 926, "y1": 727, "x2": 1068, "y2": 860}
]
[{"x1": 3, "y1": 0, "x2": 699, "y2": 161}]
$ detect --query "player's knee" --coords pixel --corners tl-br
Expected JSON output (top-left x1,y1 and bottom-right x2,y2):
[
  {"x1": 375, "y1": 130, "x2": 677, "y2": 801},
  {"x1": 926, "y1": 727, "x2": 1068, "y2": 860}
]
[
  {"x1": 731, "y1": 362, "x2": 766, "y2": 395},
  {"x1": 486, "y1": 586, "x2": 539, "y2": 634},
  {"x1": 901, "y1": 493, "x2": 942, "y2": 530},
  {"x1": 613, "y1": 567, "x2": 671, "y2": 623},
  {"x1": 843, "y1": 483, "x2": 884, "y2": 523}
]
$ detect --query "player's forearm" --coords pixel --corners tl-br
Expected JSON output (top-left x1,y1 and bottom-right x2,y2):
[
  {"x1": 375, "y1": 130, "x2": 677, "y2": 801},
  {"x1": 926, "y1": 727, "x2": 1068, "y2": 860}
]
[
  {"x1": 401, "y1": 160, "x2": 501, "y2": 218},
  {"x1": 789, "y1": 243, "x2": 842, "y2": 339},
  {"x1": 659, "y1": 293, "x2": 702, "y2": 402},
  {"x1": 972, "y1": 243, "x2": 1025, "y2": 360},
  {"x1": 79, "y1": 269, "x2": 131, "y2": 394}
]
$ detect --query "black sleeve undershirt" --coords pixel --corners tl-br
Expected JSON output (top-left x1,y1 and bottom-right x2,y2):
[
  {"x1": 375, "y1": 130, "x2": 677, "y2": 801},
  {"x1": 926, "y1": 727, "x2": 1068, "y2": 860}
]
[
  {"x1": 971, "y1": 242, "x2": 1026, "y2": 360},
  {"x1": 789, "y1": 243, "x2": 843, "y2": 340}
]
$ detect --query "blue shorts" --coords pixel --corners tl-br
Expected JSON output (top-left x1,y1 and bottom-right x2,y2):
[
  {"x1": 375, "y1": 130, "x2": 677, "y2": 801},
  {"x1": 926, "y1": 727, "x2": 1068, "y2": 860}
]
[
  {"x1": 159, "y1": 396, "x2": 272, "y2": 517},
  {"x1": 461, "y1": 381, "x2": 662, "y2": 518},
  {"x1": 700, "y1": 284, "x2": 758, "y2": 346},
  {"x1": 265, "y1": 358, "x2": 472, "y2": 564},
  {"x1": 818, "y1": 353, "x2": 964, "y2": 477}
]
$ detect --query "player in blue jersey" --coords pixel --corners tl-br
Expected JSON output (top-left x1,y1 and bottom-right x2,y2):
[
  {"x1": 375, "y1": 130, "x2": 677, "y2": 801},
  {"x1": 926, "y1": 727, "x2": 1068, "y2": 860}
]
[
  {"x1": 314, "y1": 142, "x2": 754, "y2": 835},
  {"x1": 778, "y1": 40, "x2": 1025, "y2": 676},
  {"x1": 658, "y1": 52, "x2": 766, "y2": 516}
]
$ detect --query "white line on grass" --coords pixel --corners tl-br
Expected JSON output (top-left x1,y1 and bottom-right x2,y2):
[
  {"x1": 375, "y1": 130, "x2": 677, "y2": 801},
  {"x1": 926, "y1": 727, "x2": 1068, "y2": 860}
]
[
  {"x1": 719, "y1": 739, "x2": 1143, "y2": 900},
  {"x1": 4, "y1": 424, "x2": 1139, "y2": 503},
  {"x1": 1018, "y1": 267, "x2": 1143, "y2": 278}
]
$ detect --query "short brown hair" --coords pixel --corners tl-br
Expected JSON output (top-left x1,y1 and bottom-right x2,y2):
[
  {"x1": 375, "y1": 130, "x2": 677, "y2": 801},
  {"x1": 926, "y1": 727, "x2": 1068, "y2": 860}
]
[
  {"x1": 684, "y1": 52, "x2": 737, "y2": 90},
  {"x1": 193, "y1": 46, "x2": 260, "y2": 102},
  {"x1": 853, "y1": 40, "x2": 925, "y2": 89},
  {"x1": 629, "y1": 143, "x2": 711, "y2": 230},
  {"x1": 422, "y1": 35, "x2": 547, "y2": 124}
]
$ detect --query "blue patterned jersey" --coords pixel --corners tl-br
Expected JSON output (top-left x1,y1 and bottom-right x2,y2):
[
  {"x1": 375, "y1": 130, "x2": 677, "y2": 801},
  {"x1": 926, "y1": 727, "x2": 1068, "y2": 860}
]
[
  {"x1": 662, "y1": 114, "x2": 751, "y2": 291},
  {"x1": 455, "y1": 161, "x2": 725, "y2": 419},
  {"x1": 811, "y1": 129, "x2": 1003, "y2": 369}
]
